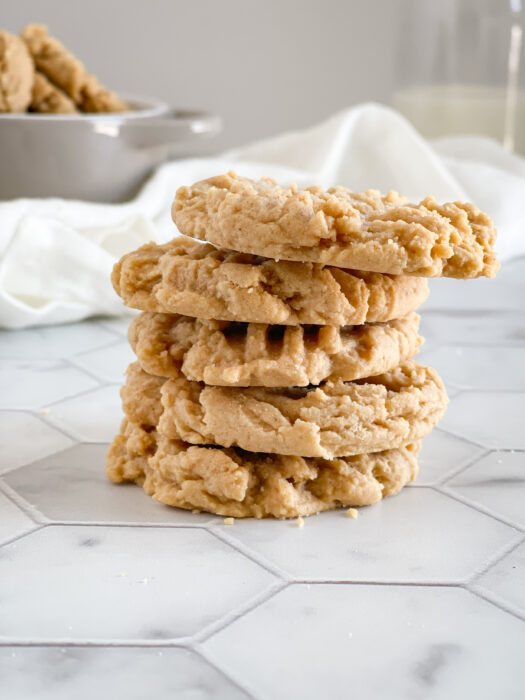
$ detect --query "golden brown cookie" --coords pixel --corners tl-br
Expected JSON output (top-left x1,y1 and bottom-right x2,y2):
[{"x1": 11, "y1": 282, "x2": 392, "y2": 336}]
[
  {"x1": 173, "y1": 172, "x2": 499, "y2": 279},
  {"x1": 21, "y1": 24, "x2": 127, "y2": 113},
  {"x1": 112, "y1": 238, "x2": 429, "y2": 326},
  {"x1": 129, "y1": 310, "x2": 423, "y2": 386},
  {"x1": 122, "y1": 361, "x2": 447, "y2": 459},
  {"x1": 107, "y1": 419, "x2": 157, "y2": 486},
  {"x1": 0, "y1": 30, "x2": 34, "y2": 112},
  {"x1": 121, "y1": 364, "x2": 165, "y2": 427},
  {"x1": 29, "y1": 71, "x2": 77, "y2": 114},
  {"x1": 107, "y1": 418, "x2": 420, "y2": 519}
]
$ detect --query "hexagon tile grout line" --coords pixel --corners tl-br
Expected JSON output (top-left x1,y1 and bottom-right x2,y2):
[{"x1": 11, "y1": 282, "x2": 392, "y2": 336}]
[
  {"x1": 95, "y1": 317, "x2": 134, "y2": 338},
  {"x1": 2, "y1": 520, "x2": 228, "y2": 533},
  {"x1": 420, "y1": 446, "x2": 492, "y2": 487},
  {"x1": 0, "y1": 408, "x2": 76, "y2": 476},
  {"x1": 450, "y1": 388, "x2": 525, "y2": 395},
  {"x1": 435, "y1": 484, "x2": 525, "y2": 532},
  {"x1": 74, "y1": 335, "x2": 133, "y2": 359},
  {"x1": 0, "y1": 430, "x2": 78, "y2": 476},
  {"x1": 193, "y1": 579, "x2": 290, "y2": 645},
  {"x1": 0, "y1": 638, "x2": 195, "y2": 648},
  {"x1": 426, "y1": 426, "x2": 491, "y2": 452},
  {"x1": 440, "y1": 448, "x2": 525, "y2": 487},
  {"x1": 0, "y1": 480, "x2": 49, "y2": 525},
  {"x1": 422, "y1": 424, "x2": 492, "y2": 452},
  {"x1": 2, "y1": 406, "x2": 91, "y2": 440},
  {"x1": 34, "y1": 519, "x2": 216, "y2": 529},
  {"x1": 485, "y1": 448, "x2": 525, "y2": 453},
  {"x1": 28, "y1": 410, "x2": 81, "y2": 448},
  {"x1": 63, "y1": 358, "x2": 118, "y2": 386},
  {"x1": 67, "y1": 354, "x2": 132, "y2": 387},
  {"x1": 36, "y1": 385, "x2": 122, "y2": 443},
  {"x1": 465, "y1": 535, "x2": 525, "y2": 587},
  {"x1": 32, "y1": 382, "x2": 109, "y2": 411},
  {"x1": 193, "y1": 643, "x2": 262, "y2": 700},
  {"x1": 467, "y1": 584, "x2": 525, "y2": 623},
  {"x1": 208, "y1": 527, "x2": 296, "y2": 581},
  {"x1": 0, "y1": 523, "x2": 46, "y2": 549}
]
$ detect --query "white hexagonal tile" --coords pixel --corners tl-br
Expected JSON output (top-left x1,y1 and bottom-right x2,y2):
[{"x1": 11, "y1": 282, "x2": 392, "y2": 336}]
[
  {"x1": 4, "y1": 444, "x2": 214, "y2": 526},
  {"x1": 0, "y1": 322, "x2": 116, "y2": 360},
  {"x1": 218, "y1": 489, "x2": 518, "y2": 582},
  {"x1": 0, "y1": 646, "x2": 248, "y2": 700},
  {"x1": 417, "y1": 429, "x2": 485, "y2": 486},
  {"x1": 205, "y1": 584, "x2": 525, "y2": 700},
  {"x1": 0, "y1": 492, "x2": 35, "y2": 545},
  {"x1": 0, "y1": 360, "x2": 98, "y2": 410},
  {"x1": 474, "y1": 541, "x2": 525, "y2": 616},
  {"x1": 440, "y1": 392, "x2": 525, "y2": 450},
  {"x1": 419, "y1": 310, "x2": 525, "y2": 346},
  {"x1": 0, "y1": 526, "x2": 276, "y2": 641},
  {"x1": 44, "y1": 386, "x2": 122, "y2": 442},
  {"x1": 417, "y1": 346, "x2": 525, "y2": 392},
  {"x1": 72, "y1": 341, "x2": 135, "y2": 384},
  {"x1": 445, "y1": 452, "x2": 525, "y2": 529},
  {"x1": 0, "y1": 411, "x2": 74, "y2": 475}
]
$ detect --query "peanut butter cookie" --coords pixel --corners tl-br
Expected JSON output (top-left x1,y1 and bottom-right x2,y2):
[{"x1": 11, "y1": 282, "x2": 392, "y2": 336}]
[
  {"x1": 29, "y1": 71, "x2": 77, "y2": 113},
  {"x1": 173, "y1": 172, "x2": 499, "y2": 278},
  {"x1": 129, "y1": 311, "x2": 422, "y2": 386},
  {"x1": 122, "y1": 361, "x2": 447, "y2": 459},
  {"x1": 0, "y1": 30, "x2": 34, "y2": 112},
  {"x1": 21, "y1": 24, "x2": 127, "y2": 112},
  {"x1": 112, "y1": 238, "x2": 429, "y2": 326},
  {"x1": 107, "y1": 418, "x2": 420, "y2": 519}
]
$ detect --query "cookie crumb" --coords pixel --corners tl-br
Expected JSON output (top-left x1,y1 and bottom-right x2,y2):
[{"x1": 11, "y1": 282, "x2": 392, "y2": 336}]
[
  {"x1": 40, "y1": 408, "x2": 50, "y2": 415},
  {"x1": 295, "y1": 516, "x2": 305, "y2": 528},
  {"x1": 224, "y1": 517, "x2": 235, "y2": 525},
  {"x1": 192, "y1": 509, "x2": 201, "y2": 514},
  {"x1": 345, "y1": 508, "x2": 358, "y2": 519}
]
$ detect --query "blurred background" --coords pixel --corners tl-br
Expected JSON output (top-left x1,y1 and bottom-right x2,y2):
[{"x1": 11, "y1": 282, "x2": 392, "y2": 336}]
[
  {"x1": 3, "y1": 0, "x2": 400, "y2": 150},
  {"x1": 5, "y1": 0, "x2": 523, "y2": 152}
]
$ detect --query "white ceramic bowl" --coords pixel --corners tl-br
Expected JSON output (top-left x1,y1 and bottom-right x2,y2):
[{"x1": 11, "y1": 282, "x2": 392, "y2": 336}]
[{"x1": 0, "y1": 94, "x2": 222, "y2": 202}]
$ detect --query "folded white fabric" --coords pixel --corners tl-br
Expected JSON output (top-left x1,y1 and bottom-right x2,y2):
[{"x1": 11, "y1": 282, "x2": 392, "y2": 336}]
[{"x1": 1, "y1": 103, "x2": 523, "y2": 328}]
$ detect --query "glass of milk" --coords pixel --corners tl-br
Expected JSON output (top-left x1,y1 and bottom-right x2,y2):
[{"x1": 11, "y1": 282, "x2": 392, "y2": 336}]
[{"x1": 392, "y1": 0, "x2": 525, "y2": 153}]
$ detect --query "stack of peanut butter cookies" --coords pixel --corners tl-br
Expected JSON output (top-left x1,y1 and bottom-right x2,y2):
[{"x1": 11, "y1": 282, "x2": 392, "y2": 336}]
[{"x1": 107, "y1": 172, "x2": 499, "y2": 519}]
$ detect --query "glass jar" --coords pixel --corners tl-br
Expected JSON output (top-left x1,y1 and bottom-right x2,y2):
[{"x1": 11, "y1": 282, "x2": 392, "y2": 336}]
[{"x1": 392, "y1": 0, "x2": 525, "y2": 153}]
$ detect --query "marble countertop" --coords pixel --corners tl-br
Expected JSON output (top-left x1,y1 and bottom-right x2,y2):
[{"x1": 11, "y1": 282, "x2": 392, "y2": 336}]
[{"x1": 0, "y1": 258, "x2": 524, "y2": 700}]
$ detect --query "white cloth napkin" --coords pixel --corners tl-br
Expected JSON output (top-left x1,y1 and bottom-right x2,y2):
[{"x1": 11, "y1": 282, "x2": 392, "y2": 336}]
[{"x1": 1, "y1": 103, "x2": 524, "y2": 329}]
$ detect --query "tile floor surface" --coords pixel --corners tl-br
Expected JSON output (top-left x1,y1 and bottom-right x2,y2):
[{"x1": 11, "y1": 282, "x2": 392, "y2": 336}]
[{"x1": 0, "y1": 259, "x2": 524, "y2": 700}]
